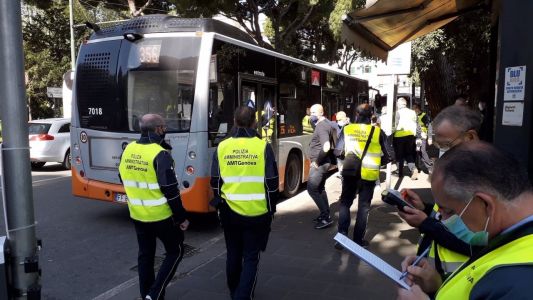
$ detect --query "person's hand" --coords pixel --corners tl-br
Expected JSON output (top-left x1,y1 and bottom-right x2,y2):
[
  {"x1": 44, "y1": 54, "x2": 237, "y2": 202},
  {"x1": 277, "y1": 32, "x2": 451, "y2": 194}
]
[
  {"x1": 396, "y1": 284, "x2": 430, "y2": 300},
  {"x1": 398, "y1": 206, "x2": 428, "y2": 228},
  {"x1": 400, "y1": 189, "x2": 425, "y2": 210},
  {"x1": 400, "y1": 256, "x2": 442, "y2": 294},
  {"x1": 179, "y1": 219, "x2": 190, "y2": 231}
]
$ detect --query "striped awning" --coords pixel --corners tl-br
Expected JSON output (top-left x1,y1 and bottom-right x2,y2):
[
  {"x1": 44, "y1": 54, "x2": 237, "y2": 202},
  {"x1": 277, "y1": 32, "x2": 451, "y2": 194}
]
[{"x1": 341, "y1": 0, "x2": 485, "y2": 60}]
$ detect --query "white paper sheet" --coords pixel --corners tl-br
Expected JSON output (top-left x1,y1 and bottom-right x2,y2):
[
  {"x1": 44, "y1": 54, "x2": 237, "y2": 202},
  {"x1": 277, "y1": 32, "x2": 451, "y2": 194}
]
[{"x1": 334, "y1": 233, "x2": 411, "y2": 290}]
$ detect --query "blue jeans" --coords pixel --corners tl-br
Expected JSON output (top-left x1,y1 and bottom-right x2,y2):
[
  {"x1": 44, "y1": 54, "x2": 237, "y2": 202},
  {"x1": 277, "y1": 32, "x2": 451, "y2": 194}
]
[
  {"x1": 307, "y1": 163, "x2": 331, "y2": 218},
  {"x1": 337, "y1": 177, "x2": 375, "y2": 243}
]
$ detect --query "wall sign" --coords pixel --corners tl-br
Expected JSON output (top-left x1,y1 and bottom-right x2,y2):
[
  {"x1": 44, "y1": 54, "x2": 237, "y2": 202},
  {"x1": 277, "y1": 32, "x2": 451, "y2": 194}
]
[
  {"x1": 504, "y1": 66, "x2": 526, "y2": 101},
  {"x1": 502, "y1": 102, "x2": 524, "y2": 126}
]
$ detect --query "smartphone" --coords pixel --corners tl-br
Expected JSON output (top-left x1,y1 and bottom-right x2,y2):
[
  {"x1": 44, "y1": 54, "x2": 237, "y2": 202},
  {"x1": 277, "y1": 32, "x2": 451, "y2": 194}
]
[{"x1": 381, "y1": 189, "x2": 415, "y2": 211}]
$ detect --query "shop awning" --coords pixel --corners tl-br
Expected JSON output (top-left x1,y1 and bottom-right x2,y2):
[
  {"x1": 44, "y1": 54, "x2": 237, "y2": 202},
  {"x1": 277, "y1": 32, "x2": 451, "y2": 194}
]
[{"x1": 342, "y1": 0, "x2": 485, "y2": 60}]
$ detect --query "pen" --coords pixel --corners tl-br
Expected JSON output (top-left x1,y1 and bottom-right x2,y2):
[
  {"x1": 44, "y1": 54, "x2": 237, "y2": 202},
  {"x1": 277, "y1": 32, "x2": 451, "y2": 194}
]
[{"x1": 399, "y1": 246, "x2": 431, "y2": 280}]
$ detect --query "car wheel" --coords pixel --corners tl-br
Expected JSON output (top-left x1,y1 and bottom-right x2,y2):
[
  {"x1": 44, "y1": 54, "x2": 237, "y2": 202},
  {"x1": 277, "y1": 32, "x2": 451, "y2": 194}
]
[
  {"x1": 62, "y1": 149, "x2": 71, "y2": 170},
  {"x1": 282, "y1": 153, "x2": 302, "y2": 198},
  {"x1": 31, "y1": 162, "x2": 46, "y2": 169}
]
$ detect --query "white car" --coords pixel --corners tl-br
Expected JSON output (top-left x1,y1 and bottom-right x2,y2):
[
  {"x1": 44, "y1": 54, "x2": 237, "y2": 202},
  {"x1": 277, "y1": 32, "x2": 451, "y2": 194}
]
[{"x1": 29, "y1": 118, "x2": 71, "y2": 169}]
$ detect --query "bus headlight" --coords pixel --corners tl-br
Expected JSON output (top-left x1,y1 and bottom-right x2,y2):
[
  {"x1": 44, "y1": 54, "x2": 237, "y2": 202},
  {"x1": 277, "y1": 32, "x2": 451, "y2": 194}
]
[
  {"x1": 188, "y1": 151, "x2": 196, "y2": 159},
  {"x1": 185, "y1": 165, "x2": 194, "y2": 175}
]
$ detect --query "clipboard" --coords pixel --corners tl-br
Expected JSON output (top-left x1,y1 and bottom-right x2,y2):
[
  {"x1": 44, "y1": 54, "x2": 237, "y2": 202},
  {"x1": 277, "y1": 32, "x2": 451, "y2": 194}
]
[{"x1": 334, "y1": 233, "x2": 411, "y2": 290}]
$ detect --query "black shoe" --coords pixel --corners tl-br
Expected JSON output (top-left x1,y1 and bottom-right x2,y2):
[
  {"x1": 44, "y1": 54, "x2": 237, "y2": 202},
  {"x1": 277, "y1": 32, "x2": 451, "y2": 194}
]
[
  {"x1": 356, "y1": 240, "x2": 370, "y2": 248},
  {"x1": 334, "y1": 242, "x2": 344, "y2": 250},
  {"x1": 314, "y1": 217, "x2": 333, "y2": 229},
  {"x1": 312, "y1": 215, "x2": 322, "y2": 223}
]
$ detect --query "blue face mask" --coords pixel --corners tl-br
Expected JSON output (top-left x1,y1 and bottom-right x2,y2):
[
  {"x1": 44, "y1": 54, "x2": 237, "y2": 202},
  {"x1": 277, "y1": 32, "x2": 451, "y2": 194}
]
[
  {"x1": 442, "y1": 196, "x2": 490, "y2": 246},
  {"x1": 309, "y1": 115, "x2": 319, "y2": 127}
]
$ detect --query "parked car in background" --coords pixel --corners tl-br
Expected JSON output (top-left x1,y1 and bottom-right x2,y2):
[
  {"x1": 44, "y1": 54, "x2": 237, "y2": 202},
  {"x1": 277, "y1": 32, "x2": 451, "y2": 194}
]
[{"x1": 29, "y1": 118, "x2": 71, "y2": 169}]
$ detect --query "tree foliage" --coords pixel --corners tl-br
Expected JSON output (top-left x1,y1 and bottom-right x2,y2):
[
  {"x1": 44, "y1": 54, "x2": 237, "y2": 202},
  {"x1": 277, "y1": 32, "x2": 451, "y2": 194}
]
[
  {"x1": 411, "y1": 9, "x2": 492, "y2": 114},
  {"x1": 23, "y1": 2, "x2": 73, "y2": 119}
]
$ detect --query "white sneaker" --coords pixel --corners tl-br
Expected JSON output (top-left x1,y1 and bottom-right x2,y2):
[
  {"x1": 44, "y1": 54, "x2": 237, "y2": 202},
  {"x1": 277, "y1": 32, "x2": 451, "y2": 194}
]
[{"x1": 145, "y1": 296, "x2": 152, "y2": 300}]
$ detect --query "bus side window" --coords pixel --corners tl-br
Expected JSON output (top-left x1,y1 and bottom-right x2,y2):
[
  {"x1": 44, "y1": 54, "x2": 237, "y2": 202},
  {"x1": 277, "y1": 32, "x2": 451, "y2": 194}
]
[{"x1": 209, "y1": 82, "x2": 232, "y2": 146}]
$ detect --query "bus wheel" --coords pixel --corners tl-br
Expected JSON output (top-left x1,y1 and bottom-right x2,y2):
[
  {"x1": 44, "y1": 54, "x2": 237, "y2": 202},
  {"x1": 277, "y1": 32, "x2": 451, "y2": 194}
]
[{"x1": 282, "y1": 153, "x2": 301, "y2": 198}]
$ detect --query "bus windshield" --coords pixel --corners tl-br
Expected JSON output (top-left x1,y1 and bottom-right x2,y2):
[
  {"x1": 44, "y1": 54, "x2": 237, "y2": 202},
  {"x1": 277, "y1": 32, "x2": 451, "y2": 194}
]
[{"x1": 126, "y1": 37, "x2": 201, "y2": 132}]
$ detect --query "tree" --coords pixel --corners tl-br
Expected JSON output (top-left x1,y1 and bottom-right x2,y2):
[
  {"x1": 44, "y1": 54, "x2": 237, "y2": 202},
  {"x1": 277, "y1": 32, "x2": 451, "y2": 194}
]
[
  {"x1": 23, "y1": 2, "x2": 72, "y2": 119},
  {"x1": 411, "y1": 9, "x2": 492, "y2": 115}
]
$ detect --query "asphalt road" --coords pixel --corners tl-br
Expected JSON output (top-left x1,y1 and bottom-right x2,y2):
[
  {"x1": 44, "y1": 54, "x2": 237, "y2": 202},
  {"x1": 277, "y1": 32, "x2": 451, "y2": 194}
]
[{"x1": 0, "y1": 163, "x2": 222, "y2": 299}]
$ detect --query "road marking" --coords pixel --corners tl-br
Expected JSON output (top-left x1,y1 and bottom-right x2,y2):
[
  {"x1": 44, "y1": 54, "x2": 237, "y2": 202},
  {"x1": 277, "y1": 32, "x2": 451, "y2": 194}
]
[
  {"x1": 92, "y1": 232, "x2": 226, "y2": 300},
  {"x1": 32, "y1": 176, "x2": 71, "y2": 184},
  {"x1": 92, "y1": 276, "x2": 139, "y2": 300}
]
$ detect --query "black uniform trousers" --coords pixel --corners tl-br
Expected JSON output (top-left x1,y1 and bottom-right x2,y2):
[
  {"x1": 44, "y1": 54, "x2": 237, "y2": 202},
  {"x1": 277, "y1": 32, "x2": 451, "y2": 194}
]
[
  {"x1": 220, "y1": 205, "x2": 272, "y2": 300},
  {"x1": 337, "y1": 176, "x2": 375, "y2": 244},
  {"x1": 393, "y1": 135, "x2": 416, "y2": 174},
  {"x1": 133, "y1": 217, "x2": 184, "y2": 300}
]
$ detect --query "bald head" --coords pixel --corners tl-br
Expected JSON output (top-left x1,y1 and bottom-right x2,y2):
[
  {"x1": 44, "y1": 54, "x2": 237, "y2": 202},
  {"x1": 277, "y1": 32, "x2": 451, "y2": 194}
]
[
  {"x1": 140, "y1": 114, "x2": 166, "y2": 133},
  {"x1": 310, "y1": 104, "x2": 324, "y2": 117},
  {"x1": 397, "y1": 98, "x2": 407, "y2": 109}
]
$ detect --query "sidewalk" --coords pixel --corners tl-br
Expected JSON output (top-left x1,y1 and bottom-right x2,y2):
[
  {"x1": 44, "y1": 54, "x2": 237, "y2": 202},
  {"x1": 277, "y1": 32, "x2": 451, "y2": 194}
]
[{"x1": 107, "y1": 171, "x2": 432, "y2": 300}]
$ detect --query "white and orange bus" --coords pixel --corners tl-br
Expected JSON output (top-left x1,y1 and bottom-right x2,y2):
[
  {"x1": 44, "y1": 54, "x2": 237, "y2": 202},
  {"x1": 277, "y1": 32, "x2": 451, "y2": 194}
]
[{"x1": 71, "y1": 16, "x2": 369, "y2": 213}]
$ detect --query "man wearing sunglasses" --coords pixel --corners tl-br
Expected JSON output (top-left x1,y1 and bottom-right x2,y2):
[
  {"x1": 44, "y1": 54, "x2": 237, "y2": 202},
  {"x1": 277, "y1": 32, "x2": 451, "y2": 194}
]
[{"x1": 397, "y1": 105, "x2": 484, "y2": 279}]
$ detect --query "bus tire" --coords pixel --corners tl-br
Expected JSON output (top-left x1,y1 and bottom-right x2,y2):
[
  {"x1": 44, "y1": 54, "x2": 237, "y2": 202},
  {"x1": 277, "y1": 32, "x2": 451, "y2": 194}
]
[{"x1": 282, "y1": 153, "x2": 301, "y2": 198}]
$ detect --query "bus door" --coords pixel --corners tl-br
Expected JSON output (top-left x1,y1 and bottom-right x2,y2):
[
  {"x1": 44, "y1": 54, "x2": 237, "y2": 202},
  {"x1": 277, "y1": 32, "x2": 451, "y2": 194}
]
[
  {"x1": 321, "y1": 88, "x2": 340, "y2": 120},
  {"x1": 238, "y1": 73, "x2": 278, "y2": 158}
]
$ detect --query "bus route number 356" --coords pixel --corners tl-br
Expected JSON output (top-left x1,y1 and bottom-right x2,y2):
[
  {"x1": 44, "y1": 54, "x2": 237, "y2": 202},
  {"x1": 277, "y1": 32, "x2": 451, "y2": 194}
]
[{"x1": 88, "y1": 107, "x2": 103, "y2": 115}]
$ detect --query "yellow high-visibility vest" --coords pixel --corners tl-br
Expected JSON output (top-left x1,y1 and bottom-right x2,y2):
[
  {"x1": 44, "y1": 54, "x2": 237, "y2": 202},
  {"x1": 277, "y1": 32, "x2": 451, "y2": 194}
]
[
  {"x1": 418, "y1": 112, "x2": 428, "y2": 133},
  {"x1": 428, "y1": 241, "x2": 469, "y2": 277},
  {"x1": 436, "y1": 233, "x2": 533, "y2": 299},
  {"x1": 118, "y1": 142, "x2": 172, "y2": 222},
  {"x1": 218, "y1": 137, "x2": 268, "y2": 216},
  {"x1": 343, "y1": 123, "x2": 382, "y2": 181},
  {"x1": 302, "y1": 115, "x2": 313, "y2": 135}
]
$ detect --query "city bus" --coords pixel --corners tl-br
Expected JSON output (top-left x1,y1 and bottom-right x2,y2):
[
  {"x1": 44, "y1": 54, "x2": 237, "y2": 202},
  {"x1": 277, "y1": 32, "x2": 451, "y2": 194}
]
[{"x1": 71, "y1": 15, "x2": 369, "y2": 213}]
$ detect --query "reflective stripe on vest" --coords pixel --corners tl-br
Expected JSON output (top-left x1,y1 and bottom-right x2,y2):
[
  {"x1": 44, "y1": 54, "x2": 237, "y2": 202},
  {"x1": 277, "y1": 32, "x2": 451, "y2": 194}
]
[
  {"x1": 218, "y1": 137, "x2": 268, "y2": 216},
  {"x1": 418, "y1": 112, "x2": 428, "y2": 133},
  {"x1": 343, "y1": 124, "x2": 382, "y2": 181},
  {"x1": 394, "y1": 129, "x2": 415, "y2": 137},
  {"x1": 436, "y1": 233, "x2": 533, "y2": 300},
  {"x1": 428, "y1": 241, "x2": 469, "y2": 276},
  {"x1": 118, "y1": 142, "x2": 172, "y2": 222}
]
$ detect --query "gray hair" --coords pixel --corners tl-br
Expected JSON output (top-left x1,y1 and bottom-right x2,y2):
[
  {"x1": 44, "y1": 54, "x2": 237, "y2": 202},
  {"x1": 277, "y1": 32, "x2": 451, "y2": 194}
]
[
  {"x1": 140, "y1": 114, "x2": 165, "y2": 132},
  {"x1": 433, "y1": 105, "x2": 483, "y2": 133},
  {"x1": 434, "y1": 141, "x2": 532, "y2": 204}
]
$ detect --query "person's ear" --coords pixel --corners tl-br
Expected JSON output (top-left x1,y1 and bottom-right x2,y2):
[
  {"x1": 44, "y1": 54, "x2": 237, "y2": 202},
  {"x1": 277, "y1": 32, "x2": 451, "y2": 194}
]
[
  {"x1": 464, "y1": 129, "x2": 479, "y2": 141},
  {"x1": 474, "y1": 192, "x2": 497, "y2": 233}
]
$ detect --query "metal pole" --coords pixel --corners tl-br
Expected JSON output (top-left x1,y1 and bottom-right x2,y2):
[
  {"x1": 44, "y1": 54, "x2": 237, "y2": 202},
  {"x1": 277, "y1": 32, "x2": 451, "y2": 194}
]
[
  {"x1": 385, "y1": 74, "x2": 396, "y2": 190},
  {"x1": 69, "y1": 0, "x2": 76, "y2": 71},
  {"x1": 0, "y1": 1, "x2": 41, "y2": 298}
]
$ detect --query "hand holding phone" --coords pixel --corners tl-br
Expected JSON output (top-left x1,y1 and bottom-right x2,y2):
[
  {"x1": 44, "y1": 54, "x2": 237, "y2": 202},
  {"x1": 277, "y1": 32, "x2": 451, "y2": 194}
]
[{"x1": 381, "y1": 189, "x2": 415, "y2": 211}]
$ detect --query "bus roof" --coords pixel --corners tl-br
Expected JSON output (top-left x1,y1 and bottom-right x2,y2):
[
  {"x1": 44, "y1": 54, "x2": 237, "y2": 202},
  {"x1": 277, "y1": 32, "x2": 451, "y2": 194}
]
[
  {"x1": 87, "y1": 15, "x2": 366, "y2": 82},
  {"x1": 88, "y1": 15, "x2": 257, "y2": 45}
]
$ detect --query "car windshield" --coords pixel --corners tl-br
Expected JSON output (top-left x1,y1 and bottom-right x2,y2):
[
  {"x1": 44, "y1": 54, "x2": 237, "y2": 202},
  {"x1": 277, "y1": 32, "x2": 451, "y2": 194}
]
[{"x1": 28, "y1": 123, "x2": 51, "y2": 135}]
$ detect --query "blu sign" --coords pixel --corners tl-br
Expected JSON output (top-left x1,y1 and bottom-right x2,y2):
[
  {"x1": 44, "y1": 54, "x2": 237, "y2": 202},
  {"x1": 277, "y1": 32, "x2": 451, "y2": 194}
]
[{"x1": 504, "y1": 66, "x2": 526, "y2": 101}]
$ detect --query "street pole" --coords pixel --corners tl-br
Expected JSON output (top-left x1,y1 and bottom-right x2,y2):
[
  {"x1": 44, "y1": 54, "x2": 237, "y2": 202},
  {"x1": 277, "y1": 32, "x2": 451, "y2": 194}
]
[
  {"x1": 0, "y1": 1, "x2": 41, "y2": 298},
  {"x1": 69, "y1": 0, "x2": 76, "y2": 71},
  {"x1": 385, "y1": 74, "x2": 396, "y2": 190}
]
